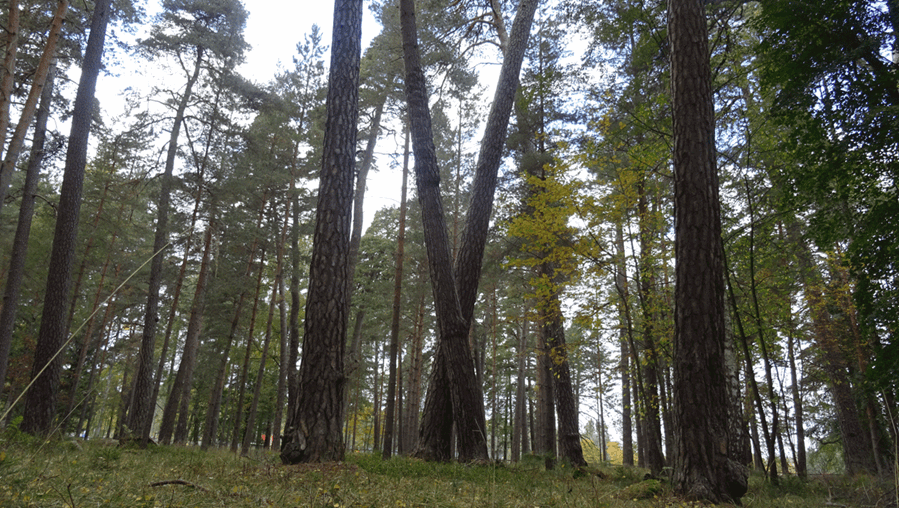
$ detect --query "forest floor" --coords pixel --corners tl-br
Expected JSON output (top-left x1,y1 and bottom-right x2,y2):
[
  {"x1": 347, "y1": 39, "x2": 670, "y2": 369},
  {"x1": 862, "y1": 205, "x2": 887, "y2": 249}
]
[{"x1": 0, "y1": 430, "x2": 895, "y2": 507}]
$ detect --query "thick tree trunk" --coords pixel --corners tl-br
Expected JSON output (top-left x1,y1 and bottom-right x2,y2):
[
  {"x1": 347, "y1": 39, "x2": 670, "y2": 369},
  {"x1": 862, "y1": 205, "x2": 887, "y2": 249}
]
[
  {"x1": 668, "y1": 0, "x2": 747, "y2": 501},
  {"x1": 280, "y1": 0, "x2": 361, "y2": 464},
  {"x1": 20, "y1": 0, "x2": 111, "y2": 436},
  {"x1": 400, "y1": 0, "x2": 488, "y2": 463},
  {"x1": 406, "y1": 0, "x2": 538, "y2": 462}
]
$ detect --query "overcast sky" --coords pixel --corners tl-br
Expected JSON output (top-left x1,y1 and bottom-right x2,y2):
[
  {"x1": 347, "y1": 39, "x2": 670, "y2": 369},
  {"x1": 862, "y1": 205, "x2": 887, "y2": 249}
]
[{"x1": 238, "y1": 2, "x2": 381, "y2": 81}]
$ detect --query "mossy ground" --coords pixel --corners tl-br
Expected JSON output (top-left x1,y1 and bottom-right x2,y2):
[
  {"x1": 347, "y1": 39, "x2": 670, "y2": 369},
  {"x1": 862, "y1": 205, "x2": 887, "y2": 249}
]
[{"x1": 0, "y1": 433, "x2": 894, "y2": 507}]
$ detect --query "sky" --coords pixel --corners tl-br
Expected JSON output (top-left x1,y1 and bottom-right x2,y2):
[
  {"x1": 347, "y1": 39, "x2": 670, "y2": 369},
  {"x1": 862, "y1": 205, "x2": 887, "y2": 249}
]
[
  {"x1": 238, "y1": 2, "x2": 381, "y2": 81},
  {"x1": 96, "y1": 1, "x2": 400, "y2": 231}
]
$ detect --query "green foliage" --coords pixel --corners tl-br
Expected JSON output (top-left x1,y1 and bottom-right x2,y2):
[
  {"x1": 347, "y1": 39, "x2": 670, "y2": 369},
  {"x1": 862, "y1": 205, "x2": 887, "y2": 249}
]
[{"x1": 754, "y1": 0, "x2": 898, "y2": 375}]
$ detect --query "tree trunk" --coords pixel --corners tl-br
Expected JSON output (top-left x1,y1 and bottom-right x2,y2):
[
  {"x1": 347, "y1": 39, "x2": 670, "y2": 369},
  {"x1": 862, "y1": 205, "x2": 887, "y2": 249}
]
[
  {"x1": 535, "y1": 321, "x2": 556, "y2": 468},
  {"x1": 280, "y1": 0, "x2": 362, "y2": 464},
  {"x1": 512, "y1": 310, "x2": 528, "y2": 463},
  {"x1": 0, "y1": 0, "x2": 19, "y2": 161},
  {"x1": 0, "y1": 0, "x2": 68, "y2": 212},
  {"x1": 126, "y1": 46, "x2": 204, "y2": 443},
  {"x1": 791, "y1": 225, "x2": 877, "y2": 475},
  {"x1": 171, "y1": 220, "x2": 215, "y2": 444},
  {"x1": 151, "y1": 156, "x2": 211, "y2": 442},
  {"x1": 541, "y1": 265, "x2": 586, "y2": 467},
  {"x1": 344, "y1": 96, "x2": 386, "y2": 416},
  {"x1": 636, "y1": 178, "x2": 665, "y2": 476},
  {"x1": 404, "y1": 288, "x2": 427, "y2": 453},
  {"x1": 382, "y1": 123, "x2": 410, "y2": 460},
  {"x1": 615, "y1": 223, "x2": 634, "y2": 466},
  {"x1": 201, "y1": 203, "x2": 266, "y2": 451},
  {"x1": 724, "y1": 246, "x2": 777, "y2": 480},
  {"x1": 242, "y1": 243, "x2": 282, "y2": 456},
  {"x1": 20, "y1": 0, "x2": 111, "y2": 436},
  {"x1": 272, "y1": 201, "x2": 293, "y2": 451},
  {"x1": 157, "y1": 214, "x2": 212, "y2": 445},
  {"x1": 406, "y1": 0, "x2": 538, "y2": 463},
  {"x1": 0, "y1": 60, "x2": 55, "y2": 392},
  {"x1": 786, "y1": 328, "x2": 806, "y2": 478},
  {"x1": 286, "y1": 182, "x2": 302, "y2": 421},
  {"x1": 400, "y1": 0, "x2": 488, "y2": 463},
  {"x1": 668, "y1": 0, "x2": 747, "y2": 501},
  {"x1": 231, "y1": 246, "x2": 267, "y2": 452}
]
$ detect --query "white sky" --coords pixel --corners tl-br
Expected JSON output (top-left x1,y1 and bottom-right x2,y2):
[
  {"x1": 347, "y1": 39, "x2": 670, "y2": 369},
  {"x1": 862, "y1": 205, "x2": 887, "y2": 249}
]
[{"x1": 97, "y1": 1, "x2": 398, "y2": 232}]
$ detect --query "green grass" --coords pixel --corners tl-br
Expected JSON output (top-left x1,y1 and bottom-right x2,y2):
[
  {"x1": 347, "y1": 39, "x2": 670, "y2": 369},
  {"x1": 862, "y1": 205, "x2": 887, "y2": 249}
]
[{"x1": 0, "y1": 433, "x2": 893, "y2": 507}]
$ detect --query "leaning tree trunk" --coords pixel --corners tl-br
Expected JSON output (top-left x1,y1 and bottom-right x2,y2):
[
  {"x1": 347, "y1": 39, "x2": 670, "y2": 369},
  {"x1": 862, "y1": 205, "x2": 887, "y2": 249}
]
[
  {"x1": 668, "y1": 0, "x2": 747, "y2": 502},
  {"x1": 541, "y1": 277, "x2": 587, "y2": 467},
  {"x1": 280, "y1": 0, "x2": 362, "y2": 464},
  {"x1": 0, "y1": 60, "x2": 55, "y2": 392},
  {"x1": 0, "y1": 0, "x2": 67, "y2": 213},
  {"x1": 126, "y1": 46, "x2": 204, "y2": 444},
  {"x1": 231, "y1": 246, "x2": 268, "y2": 452},
  {"x1": 400, "y1": 0, "x2": 490, "y2": 463},
  {"x1": 382, "y1": 122, "x2": 409, "y2": 460},
  {"x1": 20, "y1": 0, "x2": 111, "y2": 436},
  {"x1": 0, "y1": 0, "x2": 19, "y2": 161}
]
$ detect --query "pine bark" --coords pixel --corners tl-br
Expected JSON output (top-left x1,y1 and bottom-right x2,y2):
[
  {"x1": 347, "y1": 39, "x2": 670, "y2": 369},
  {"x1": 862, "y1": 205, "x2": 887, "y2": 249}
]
[
  {"x1": 400, "y1": 0, "x2": 488, "y2": 463},
  {"x1": 280, "y1": 0, "x2": 362, "y2": 464},
  {"x1": 0, "y1": 0, "x2": 68, "y2": 212},
  {"x1": 668, "y1": 0, "x2": 747, "y2": 501},
  {"x1": 406, "y1": 0, "x2": 539, "y2": 463},
  {"x1": 0, "y1": 60, "x2": 55, "y2": 392},
  {"x1": 20, "y1": 0, "x2": 111, "y2": 436}
]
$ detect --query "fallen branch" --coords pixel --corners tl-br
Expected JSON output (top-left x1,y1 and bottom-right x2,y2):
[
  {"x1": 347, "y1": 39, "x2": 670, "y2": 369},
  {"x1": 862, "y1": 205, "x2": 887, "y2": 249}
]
[{"x1": 150, "y1": 480, "x2": 209, "y2": 493}]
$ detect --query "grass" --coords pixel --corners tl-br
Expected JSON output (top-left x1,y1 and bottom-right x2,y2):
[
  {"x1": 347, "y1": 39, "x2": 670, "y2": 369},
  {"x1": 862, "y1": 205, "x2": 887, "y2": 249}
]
[{"x1": 0, "y1": 432, "x2": 894, "y2": 507}]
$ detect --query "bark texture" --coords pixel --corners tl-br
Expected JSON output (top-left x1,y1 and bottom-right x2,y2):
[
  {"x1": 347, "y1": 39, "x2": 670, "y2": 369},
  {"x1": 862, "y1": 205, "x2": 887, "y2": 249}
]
[
  {"x1": 668, "y1": 0, "x2": 747, "y2": 502},
  {"x1": 280, "y1": 0, "x2": 362, "y2": 464},
  {"x1": 408, "y1": 0, "x2": 539, "y2": 463},
  {"x1": 400, "y1": 0, "x2": 488, "y2": 463},
  {"x1": 20, "y1": 0, "x2": 111, "y2": 436}
]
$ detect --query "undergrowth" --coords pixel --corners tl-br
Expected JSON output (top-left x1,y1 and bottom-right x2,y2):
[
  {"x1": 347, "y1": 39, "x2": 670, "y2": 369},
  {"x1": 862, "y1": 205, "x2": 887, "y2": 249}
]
[{"x1": 0, "y1": 432, "x2": 893, "y2": 507}]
